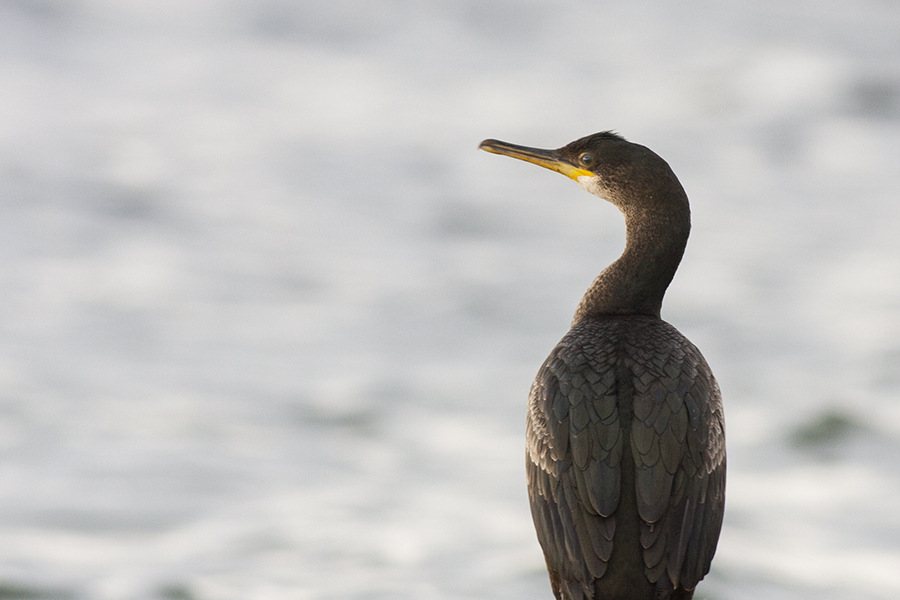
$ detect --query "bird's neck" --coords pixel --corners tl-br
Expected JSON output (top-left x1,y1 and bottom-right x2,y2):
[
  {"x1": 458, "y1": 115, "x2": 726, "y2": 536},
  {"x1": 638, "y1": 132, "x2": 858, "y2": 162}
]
[{"x1": 573, "y1": 206, "x2": 690, "y2": 322}]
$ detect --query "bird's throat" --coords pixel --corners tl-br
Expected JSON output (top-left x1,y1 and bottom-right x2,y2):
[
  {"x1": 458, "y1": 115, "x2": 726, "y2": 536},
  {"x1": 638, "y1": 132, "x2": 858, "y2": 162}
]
[{"x1": 573, "y1": 210, "x2": 690, "y2": 322}]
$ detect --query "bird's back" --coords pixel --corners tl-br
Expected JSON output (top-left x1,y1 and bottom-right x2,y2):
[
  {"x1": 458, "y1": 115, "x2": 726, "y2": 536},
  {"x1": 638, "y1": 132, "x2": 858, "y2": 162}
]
[{"x1": 526, "y1": 315, "x2": 725, "y2": 600}]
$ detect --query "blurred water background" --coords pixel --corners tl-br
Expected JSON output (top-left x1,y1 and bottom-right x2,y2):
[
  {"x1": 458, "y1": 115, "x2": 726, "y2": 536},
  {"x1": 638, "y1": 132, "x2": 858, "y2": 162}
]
[{"x1": 1, "y1": 1, "x2": 900, "y2": 599}]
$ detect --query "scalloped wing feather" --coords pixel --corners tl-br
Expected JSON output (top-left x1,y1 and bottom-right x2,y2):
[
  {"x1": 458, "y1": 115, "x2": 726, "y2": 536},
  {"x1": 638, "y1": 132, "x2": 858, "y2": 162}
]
[{"x1": 526, "y1": 317, "x2": 724, "y2": 599}]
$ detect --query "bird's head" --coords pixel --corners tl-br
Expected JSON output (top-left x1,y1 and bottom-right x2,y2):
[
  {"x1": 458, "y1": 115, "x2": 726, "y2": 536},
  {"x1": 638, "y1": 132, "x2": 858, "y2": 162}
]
[{"x1": 479, "y1": 131, "x2": 685, "y2": 217}]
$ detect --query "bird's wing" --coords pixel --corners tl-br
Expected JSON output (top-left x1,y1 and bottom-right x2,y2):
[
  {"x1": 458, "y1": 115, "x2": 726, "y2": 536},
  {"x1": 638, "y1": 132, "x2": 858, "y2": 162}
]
[
  {"x1": 526, "y1": 322, "x2": 622, "y2": 587},
  {"x1": 626, "y1": 321, "x2": 726, "y2": 590}
]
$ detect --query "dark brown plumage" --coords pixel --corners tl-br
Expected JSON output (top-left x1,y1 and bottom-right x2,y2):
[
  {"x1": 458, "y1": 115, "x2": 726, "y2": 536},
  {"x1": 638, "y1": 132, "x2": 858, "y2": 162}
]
[{"x1": 479, "y1": 132, "x2": 725, "y2": 600}]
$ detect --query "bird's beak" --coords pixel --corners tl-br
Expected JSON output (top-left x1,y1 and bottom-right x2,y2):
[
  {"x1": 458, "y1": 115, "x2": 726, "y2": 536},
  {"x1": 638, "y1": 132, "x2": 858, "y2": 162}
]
[{"x1": 479, "y1": 139, "x2": 593, "y2": 181}]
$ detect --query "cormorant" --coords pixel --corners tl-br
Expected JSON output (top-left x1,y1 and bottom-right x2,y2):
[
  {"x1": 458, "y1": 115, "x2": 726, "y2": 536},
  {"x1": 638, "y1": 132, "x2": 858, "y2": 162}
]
[{"x1": 479, "y1": 132, "x2": 725, "y2": 600}]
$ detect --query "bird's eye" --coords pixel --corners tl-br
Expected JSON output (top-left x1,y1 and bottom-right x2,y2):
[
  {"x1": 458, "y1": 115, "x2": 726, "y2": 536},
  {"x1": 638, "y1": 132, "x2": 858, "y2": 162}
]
[{"x1": 580, "y1": 152, "x2": 594, "y2": 166}]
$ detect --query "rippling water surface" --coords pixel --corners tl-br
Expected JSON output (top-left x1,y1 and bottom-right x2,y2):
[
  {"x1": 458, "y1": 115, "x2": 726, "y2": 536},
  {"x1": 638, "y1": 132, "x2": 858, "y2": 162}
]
[{"x1": 1, "y1": 1, "x2": 900, "y2": 599}]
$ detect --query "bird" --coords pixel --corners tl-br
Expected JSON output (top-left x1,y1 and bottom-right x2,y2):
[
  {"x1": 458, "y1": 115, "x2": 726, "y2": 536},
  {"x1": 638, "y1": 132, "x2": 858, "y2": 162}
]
[{"x1": 479, "y1": 132, "x2": 725, "y2": 600}]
